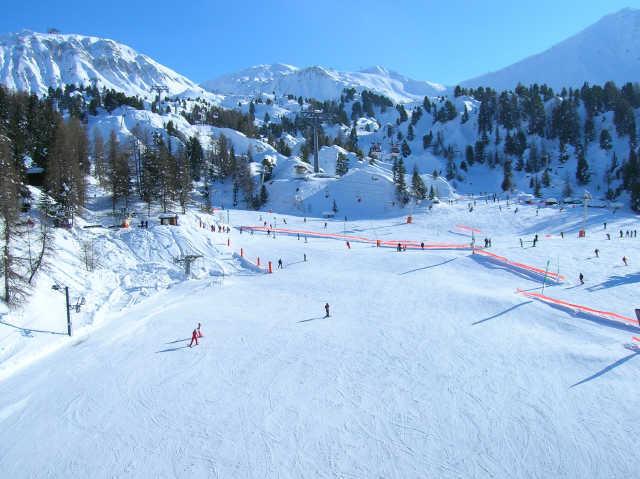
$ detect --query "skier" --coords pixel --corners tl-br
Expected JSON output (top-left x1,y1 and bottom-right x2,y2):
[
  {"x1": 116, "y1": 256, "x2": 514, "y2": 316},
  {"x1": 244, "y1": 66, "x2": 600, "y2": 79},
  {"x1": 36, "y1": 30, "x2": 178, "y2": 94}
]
[
  {"x1": 346, "y1": 241, "x2": 351, "y2": 249},
  {"x1": 189, "y1": 327, "x2": 199, "y2": 347},
  {"x1": 623, "y1": 256, "x2": 628, "y2": 266},
  {"x1": 579, "y1": 273, "x2": 584, "y2": 285},
  {"x1": 303, "y1": 253, "x2": 307, "y2": 262},
  {"x1": 421, "y1": 242, "x2": 424, "y2": 250},
  {"x1": 324, "y1": 303, "x2": 330, "y2": 318},
  {"x1": 594, "y1": 248, "x2": 599, "y2": 258},
  {"x1": 277, "y1": 258, "x2": 283, "y2": 269},
  {"x1": 532, "y1": 234, "x2": 538, "y2": 247},
  {"x1": 606, "y1": 233, "x2": 611, "y2": 240},
  {"x1": 197, "y1": 322, "x2": 203, "y2": 338},
  {"x1": 560, "y1": 232, "x2": 564, "y2": 239},
  {"x1": 397, "y1": 243, "x2": 402, "y2": 252},
  {"x1": 604, "y1": 222, "x2": 607, "y2": 230},
  {"x1": 324, "y1": 222, "x2": 327, "y2": 229}
]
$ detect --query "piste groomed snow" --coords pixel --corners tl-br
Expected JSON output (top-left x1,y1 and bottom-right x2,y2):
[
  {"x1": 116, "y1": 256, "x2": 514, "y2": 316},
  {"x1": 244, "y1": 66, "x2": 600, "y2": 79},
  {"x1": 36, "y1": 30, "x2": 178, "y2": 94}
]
[{"x1": 0, "y1": 197, "x2": 639, "y2": 478}]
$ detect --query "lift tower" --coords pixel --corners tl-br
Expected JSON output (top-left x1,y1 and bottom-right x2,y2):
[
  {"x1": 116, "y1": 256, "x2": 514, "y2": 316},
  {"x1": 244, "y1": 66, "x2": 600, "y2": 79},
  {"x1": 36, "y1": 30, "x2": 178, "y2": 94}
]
[{"x1": 301, "y1": 110, "x2": 332, "y2": 173}]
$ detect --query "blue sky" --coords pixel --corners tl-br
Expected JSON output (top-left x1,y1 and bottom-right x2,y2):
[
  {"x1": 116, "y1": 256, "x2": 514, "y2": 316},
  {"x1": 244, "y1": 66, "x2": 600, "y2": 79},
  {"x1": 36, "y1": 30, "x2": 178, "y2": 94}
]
[{"x1": 2, "y1": 1, "x2": 639, "y2": 84}]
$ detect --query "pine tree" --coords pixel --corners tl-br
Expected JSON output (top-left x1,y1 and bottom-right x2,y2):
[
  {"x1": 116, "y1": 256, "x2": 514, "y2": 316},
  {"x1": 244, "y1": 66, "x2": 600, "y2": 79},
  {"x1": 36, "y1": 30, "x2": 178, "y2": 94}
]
[
  {"x1": 401, "y1": 139, "x2": 411, "y2": 158},
  {"x1": 445, "y1": 156, "x2": 456, "y2": 180},
  {"x1": 259, "y1": 184, "x2": 268, "y2": 206},
  {"x1": 335, "y1": 152, "x2": 349, "y2": 176},
  {"x1": 575, "y1": 145, "x2": 590, "y2": 184},
  {"x1": 395, "y1": 158, "x2": 408, "y2": 203},
  {"x1": 501, "y1": 159, "x2": 513, "y2": 192},
  {"x1": 599, "y1": 129, "x2": 612, "y2": 150},
  {"x1": 562, "y1": 175, "x2": 573, "y2": 198},
  {"x1": 533, "y1": 176, "x2": 542, "y2": 197},
  {"x1": 465, "y1": 145, "x2": 474, "y2": 166},
  {"x1": 411, "y1": 164, "x2": 426, "y2": 200}
]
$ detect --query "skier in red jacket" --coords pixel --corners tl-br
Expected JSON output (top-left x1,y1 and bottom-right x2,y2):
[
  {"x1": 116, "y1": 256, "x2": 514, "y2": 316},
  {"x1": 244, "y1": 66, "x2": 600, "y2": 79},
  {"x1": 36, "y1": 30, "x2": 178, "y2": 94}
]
[{"x1": 189, "y1": 327, "x2": 199, "y2": 347}]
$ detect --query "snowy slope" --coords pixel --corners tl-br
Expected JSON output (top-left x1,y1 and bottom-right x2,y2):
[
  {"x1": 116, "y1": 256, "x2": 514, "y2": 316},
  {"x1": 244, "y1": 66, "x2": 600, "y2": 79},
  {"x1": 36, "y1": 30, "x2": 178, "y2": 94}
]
[
  {"x1": 462, "y1": 8, "x2": 640, "y2": 90},
  {"x1": 202, "y1": 63, "x2": 447, "y2": 103},
  {"x1": 0, "y1": 30, "x2": 200, "y2": 97},
  {"x1": 1, "y1": 201, "x2": 639, "y2": 477}
]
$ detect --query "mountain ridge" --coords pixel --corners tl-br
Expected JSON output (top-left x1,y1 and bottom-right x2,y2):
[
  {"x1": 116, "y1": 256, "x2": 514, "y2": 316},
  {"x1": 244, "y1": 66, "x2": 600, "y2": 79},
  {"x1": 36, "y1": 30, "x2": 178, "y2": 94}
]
[{"x1": 0, "y1": 30, "x2": 199, "y2": 97}]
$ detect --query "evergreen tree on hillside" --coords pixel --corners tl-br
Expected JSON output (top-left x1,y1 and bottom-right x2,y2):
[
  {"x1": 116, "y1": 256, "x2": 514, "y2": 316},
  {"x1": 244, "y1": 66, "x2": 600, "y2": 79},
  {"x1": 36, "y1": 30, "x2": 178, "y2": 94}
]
[
  {"x1": 395, "y1": 158, "x2": 408, "y2": 204},
  {"x1": 575, "y1": 145, "x2": 590, "y2": 185},
  {"x1": 411, "y1": 165, "x2": 426, "y2": 200},
  {"x1": 614, "y1": 98, "x2": 636, "y2": 144},
  {"x1": 465, "y1": 145, "x2": 474, "y2": 167},
  {"x1": 401, "y1": 140, "x2": 411, "y2": 158},
  {"x1": 599, "y1": 129, "x2": 612, "y2": 150},
  {"x1": 407, "y1": 124, "x2": 415, "y2": 141},
  {"x1": 335, "y1": 153, "x2": 349, "y2": 176},
  {"x1": 501, "y1": 159, "x2": 513, "y2": 192}
]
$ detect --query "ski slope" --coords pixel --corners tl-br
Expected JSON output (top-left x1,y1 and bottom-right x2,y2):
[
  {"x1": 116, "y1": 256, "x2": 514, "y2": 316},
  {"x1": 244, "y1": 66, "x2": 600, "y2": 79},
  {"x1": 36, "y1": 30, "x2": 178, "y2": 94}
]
[{"x1": 0, "y1": 199, "x2": 639, "y2": 478}]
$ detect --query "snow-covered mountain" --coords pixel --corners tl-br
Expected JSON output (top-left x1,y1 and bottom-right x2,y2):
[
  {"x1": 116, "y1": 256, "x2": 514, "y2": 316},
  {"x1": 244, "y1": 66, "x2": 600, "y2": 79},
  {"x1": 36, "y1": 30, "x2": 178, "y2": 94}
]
[
  {"x1": 0, "y1": 30, "x2": 199, "y2": 97},
  {"x1": 202, "y1": 63, "x2": 447, "y2": 103},
  {"x1": 462, "y1": 8, "x2": 640, "y2": 91}
]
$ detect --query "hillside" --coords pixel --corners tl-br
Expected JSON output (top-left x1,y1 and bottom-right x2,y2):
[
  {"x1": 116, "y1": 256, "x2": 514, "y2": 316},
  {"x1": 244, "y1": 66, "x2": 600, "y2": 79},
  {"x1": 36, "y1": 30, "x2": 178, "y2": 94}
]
[{"x1": 462, "y1": 8, "x2": 640, "y2": 91}]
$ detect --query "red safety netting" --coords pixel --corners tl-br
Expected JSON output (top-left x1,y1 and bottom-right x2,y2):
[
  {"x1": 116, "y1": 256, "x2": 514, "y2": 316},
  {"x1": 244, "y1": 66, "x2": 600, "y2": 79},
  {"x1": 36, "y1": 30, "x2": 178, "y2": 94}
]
[
  {"x1": 474, "y1": 249, "x2": 565, "y2": 283},
  {"x1": 241, "y1": 226, "x2": 472, "y2": 250},
  {"x1": 517, "y1": 288, "x2": 638, "y2": 326}
]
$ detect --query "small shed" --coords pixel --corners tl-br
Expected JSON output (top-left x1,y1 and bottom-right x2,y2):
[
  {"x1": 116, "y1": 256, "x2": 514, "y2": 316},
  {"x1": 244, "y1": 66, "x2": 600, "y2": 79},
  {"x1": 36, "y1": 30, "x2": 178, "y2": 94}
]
[{"x1": 159, "y1": 213, "x2": 179, "y2": 226}]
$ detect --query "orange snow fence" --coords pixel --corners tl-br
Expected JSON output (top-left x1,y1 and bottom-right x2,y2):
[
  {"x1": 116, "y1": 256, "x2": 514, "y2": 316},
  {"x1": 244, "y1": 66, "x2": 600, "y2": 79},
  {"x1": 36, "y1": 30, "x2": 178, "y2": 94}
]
[
  {"x1": 517, "y1": 289, "x2": 639, "y2": 327},
  {"x1": 239, "y1": 226, "x2": 472, "y2": 251},
  {"x1": 474, "y1": 249, "x2": 565, "y2": 283}
]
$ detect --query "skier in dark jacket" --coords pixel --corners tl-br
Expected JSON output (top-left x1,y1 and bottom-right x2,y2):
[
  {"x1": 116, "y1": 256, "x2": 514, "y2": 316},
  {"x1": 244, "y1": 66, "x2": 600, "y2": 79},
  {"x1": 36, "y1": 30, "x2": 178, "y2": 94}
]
[
  {"x1": 324, "y1": 303, "x2": 330, "y2": 318},
  {"x1": 579, "y1": 273, "x2": 584, "y2": 285}
]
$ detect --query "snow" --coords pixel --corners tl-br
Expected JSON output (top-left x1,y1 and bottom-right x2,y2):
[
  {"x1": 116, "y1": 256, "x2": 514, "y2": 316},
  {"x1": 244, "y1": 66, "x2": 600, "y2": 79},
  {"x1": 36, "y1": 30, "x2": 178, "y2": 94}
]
[
  {"x1": 461, "y1": 8, "x2": 640, "y2": 91},
  {"x1": 0, "y1": 30, "x2": 200, "y2": 97},
  {"x1": 1, "y1": 191, "x2": 640, "y2": 477},
  {"x1": 203, "y1": 63, "x2": 447, "y2": 103}
]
